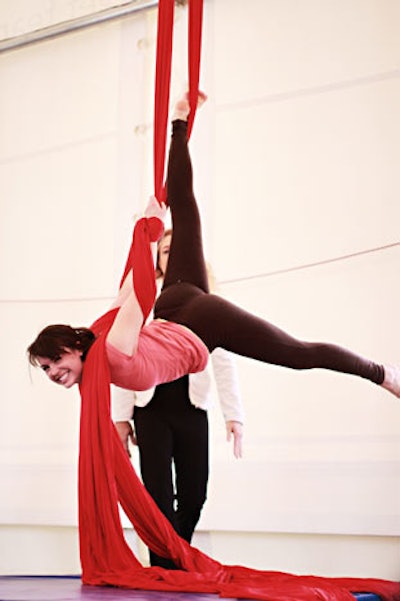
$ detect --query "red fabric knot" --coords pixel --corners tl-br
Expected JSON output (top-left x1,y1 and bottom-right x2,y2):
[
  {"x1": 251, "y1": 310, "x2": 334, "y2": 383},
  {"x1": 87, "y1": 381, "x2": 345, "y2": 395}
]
[{"x1": 146, "y1": 216, "x2": 165, "y2": 242}]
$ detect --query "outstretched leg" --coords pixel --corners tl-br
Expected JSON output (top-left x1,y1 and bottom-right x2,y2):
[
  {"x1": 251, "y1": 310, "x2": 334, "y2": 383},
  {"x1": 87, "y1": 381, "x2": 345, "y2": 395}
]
[
  {"x1": 161, "y1": 98, "x2": 208, "y2": 293},
  {"x1": 155, "y1": 96, "x2": 398, "y2": 396},
  {"x1": 162, "y1": 290, "x2": 385, "y2": 386}
]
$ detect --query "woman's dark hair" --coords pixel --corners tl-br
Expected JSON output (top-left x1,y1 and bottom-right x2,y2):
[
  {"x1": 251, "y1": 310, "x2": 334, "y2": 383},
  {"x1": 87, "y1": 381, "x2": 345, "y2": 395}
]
[{"x1": 27, "y1": 324, "x2": 95, "y2": 366}]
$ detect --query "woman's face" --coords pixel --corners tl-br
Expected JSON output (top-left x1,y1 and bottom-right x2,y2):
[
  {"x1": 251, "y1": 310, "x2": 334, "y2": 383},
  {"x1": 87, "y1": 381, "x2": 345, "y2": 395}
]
[
  {"x1": 157, "y1": 233, "x2": 172, "y2": 277},
  {"x1": 36, "y1": 348, "x2": 84, "y2": 388}
]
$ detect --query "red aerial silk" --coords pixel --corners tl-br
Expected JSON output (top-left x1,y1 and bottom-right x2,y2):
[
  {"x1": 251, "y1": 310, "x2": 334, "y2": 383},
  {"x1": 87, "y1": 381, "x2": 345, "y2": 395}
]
[
  {"x1": 77, "y1": 0, "x2": 400, "y2": 599},
  {"x1": 153, "y1": 0, "x2": 202, "y2": 203},
  {"x1": 78, "y1": 327, "x2": 400, "y2": 601},
  {"x1": 153, "y1": 0, "x2": 174, "y2": 205},
  {"x1": 187, "y1": 0, "x2": 203, "y2": 138},
  {"x1": 118, "y1": 217, "x2": 165, "y2": 324}
]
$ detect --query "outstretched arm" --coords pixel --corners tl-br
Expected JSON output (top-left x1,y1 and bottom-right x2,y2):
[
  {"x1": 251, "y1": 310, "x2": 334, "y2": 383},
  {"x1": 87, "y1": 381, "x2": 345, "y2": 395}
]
[
  {"x1": 107, "y1": 197, "x2": 167, "y2": 357},
  {"x1": 107, "y1": 279, "x2": 144, "y2": 356}
]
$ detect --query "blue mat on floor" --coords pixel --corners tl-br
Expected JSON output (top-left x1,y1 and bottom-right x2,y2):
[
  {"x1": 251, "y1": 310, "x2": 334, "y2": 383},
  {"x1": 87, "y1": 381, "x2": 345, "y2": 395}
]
[{"x1": 0, "y1": 576, "x2": 382, "y2": 601}]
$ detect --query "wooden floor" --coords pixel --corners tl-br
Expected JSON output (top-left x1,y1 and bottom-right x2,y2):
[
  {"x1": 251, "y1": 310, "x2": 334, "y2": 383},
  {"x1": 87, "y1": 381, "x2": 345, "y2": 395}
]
[{"x1": 0, "y1": 576, "x2": 382, "y2": 601}]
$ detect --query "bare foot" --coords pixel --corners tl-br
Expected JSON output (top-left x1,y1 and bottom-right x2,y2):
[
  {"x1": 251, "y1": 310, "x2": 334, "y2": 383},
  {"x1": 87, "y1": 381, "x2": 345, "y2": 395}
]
[
  {"x1": 172, "y1": 91, "x2": 207, "y2": 121},
  {"x1": 381, "y1": 364, "x2": 400, "y2": 398}
]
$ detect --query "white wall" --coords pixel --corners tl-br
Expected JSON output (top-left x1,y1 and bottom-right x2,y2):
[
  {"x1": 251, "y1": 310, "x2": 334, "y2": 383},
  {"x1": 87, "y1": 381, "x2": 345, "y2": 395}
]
[{"x1": 0, "y1": 0, "x2": 399, "y2": 580}]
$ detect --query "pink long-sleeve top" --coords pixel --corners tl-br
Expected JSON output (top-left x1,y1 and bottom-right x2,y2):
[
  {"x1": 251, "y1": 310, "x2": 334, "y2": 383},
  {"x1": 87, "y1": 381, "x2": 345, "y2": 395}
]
[{"x1": 106, "y1": 319, "x2": 209, "y2": 391}]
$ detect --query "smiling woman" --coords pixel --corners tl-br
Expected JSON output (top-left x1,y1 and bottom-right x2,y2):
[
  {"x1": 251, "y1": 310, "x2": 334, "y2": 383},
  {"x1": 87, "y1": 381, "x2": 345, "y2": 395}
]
[
  {"x1": 27, "y1": 325, "x2": 95, "y2": 387},
  {"x1": 38, "y1": 351, "x2": 82, "y2": 387},
  {"x1": 27, "y1": 98, "x2": 400, "y2": 402}
]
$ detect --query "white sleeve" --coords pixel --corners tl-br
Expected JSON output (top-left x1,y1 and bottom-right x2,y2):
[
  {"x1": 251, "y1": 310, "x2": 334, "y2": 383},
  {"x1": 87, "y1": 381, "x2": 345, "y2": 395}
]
[
  {"x1": 211, "y1": 348, "x2": 244, "y2": 423},
  {"x1": 110, "y1": 385, "x2": 135, "y2": 422}
]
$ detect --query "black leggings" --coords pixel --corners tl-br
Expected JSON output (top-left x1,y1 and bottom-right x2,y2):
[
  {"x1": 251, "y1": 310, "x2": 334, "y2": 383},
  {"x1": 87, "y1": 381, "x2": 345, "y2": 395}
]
[{"x1": 154, "y1": 120, "x2": 384, "y2": 386}]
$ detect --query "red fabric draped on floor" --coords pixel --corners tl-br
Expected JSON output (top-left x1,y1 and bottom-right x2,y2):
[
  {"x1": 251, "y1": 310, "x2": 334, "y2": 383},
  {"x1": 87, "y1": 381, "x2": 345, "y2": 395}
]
[
  {"x1": 78, "y1": 325, "x2": 400, "y2": 601},
  {"x1": 77, "y1": 1, "x2": 400, "y2": 599}
]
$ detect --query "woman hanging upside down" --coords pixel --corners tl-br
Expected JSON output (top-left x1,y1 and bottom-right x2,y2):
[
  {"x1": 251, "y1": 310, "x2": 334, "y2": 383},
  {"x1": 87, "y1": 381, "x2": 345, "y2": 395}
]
[{"x1": 28, "y1": 94, "x2": 400, "y2": 401}]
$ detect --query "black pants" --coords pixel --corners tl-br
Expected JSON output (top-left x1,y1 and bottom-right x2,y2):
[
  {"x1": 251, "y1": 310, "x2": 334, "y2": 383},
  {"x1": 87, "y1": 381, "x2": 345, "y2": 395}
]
[
  {"x1": 133, "y1": 376, "x2": 208, "y2": 569},
  {"x1": 155, "y1": 120, "x2": 384, "y2": 385}
]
